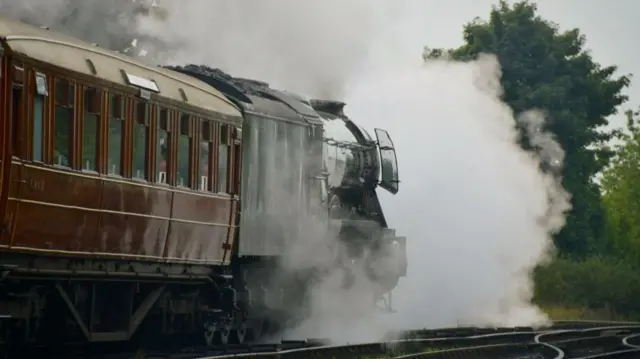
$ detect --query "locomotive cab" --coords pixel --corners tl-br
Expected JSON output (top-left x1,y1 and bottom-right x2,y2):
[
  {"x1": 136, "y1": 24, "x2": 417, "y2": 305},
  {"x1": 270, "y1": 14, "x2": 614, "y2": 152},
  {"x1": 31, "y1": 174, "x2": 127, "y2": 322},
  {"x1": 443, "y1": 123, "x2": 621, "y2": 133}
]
[{"x1": 309, "y1": 99, "x2": 406, "y2": 303}]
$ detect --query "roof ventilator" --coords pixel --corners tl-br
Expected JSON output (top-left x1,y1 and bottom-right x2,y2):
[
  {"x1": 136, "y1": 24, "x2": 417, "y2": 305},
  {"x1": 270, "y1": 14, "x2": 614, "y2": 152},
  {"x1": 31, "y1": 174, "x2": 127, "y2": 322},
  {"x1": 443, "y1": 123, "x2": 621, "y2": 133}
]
[
  {"x1": 179, "y1": 88, "x2": 188, "y2": 102},
  {"x1": 85, "y1": 59, "x2": 97, "y2": 75}
]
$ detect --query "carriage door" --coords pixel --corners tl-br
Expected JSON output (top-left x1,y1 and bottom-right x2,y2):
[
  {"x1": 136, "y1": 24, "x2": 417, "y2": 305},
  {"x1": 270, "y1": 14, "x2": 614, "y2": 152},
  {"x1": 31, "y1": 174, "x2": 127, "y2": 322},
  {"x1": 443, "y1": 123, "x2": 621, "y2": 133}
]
[
  {"x1": 1, "y1": 59, "x2": 26, "y2": 245},
  {"x1": 232, "y1": 126, "x2": 242, "y2": 197},
  {"x1": 223, "y1": 126, "x2": 242, "y2": 263},
  {"x1": 374, "y1": 128, "x2": 400, "y2": 195},
  {"x1": 0, "y1": 45, "x2": 6, "y2": 242}
]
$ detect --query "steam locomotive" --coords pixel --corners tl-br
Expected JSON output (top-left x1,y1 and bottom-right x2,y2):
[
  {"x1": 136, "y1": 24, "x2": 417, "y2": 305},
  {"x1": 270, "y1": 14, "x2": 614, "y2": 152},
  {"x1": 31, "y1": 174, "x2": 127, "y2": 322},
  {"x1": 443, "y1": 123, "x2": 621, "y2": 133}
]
[{"x1": 0, "y1": 17, "x2": 405, "y2": 349}]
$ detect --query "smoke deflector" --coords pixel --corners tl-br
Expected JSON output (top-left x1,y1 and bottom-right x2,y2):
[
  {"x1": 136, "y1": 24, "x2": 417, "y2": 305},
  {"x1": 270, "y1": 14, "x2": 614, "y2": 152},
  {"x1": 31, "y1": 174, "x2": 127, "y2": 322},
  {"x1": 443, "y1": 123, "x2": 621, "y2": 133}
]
[{"x1": 375, "y1": 128, "x2": 399, "y2": 194}]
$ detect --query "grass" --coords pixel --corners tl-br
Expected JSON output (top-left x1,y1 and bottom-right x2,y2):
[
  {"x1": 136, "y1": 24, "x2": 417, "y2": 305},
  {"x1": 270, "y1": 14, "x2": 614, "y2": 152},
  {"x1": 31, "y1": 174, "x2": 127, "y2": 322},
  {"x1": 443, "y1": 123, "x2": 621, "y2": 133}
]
[{"x1": 540, "y1": 304, "x2": 635, "y2": 321}]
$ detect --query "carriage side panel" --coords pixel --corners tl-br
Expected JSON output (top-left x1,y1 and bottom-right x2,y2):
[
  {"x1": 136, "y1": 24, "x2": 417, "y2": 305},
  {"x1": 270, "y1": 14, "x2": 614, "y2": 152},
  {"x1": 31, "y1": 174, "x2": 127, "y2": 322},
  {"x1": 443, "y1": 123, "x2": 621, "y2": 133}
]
[{"x1": 0, "y1": 26, "x2": 243, "y2": 265}]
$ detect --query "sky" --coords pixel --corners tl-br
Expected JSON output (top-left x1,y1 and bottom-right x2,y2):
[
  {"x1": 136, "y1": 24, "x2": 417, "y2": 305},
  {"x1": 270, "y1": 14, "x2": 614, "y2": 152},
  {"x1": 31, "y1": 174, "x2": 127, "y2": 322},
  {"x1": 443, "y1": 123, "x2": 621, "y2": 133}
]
[{"x1": 419, "y1": 0, "x2": 637, "y2": 132}]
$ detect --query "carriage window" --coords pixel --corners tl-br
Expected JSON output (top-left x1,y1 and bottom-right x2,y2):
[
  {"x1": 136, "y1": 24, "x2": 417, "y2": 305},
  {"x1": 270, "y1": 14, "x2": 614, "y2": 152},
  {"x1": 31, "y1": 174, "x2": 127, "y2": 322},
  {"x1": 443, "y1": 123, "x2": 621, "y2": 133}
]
[
  {"x1": 177, "y1": 114, "x2": 191, "y2": 187},
  {"x1": 157, "y1": 108, "x2": 170, "y2": 184},
  {"x1": 54, "y1": 78, "x2": 74, "y2": 167},
  {"x1": 11, "y1": 64, "x2": 24, "y2": 157},
  {"x1": 132, "y1": 100, "x2": 149, "y2": 180},
  {"x1": 32, "y1": 72, "x2": 48, "y2": 162},
  {"x1": 108, "y1": 94, "x2": 124, "y2": 175},
  {"x1": 11, "y1": 88, "x2": 22, "y2": 157},
  {"x1": 199, "y1": 119, "x2": 212, "y2": 191},
  {"x1": 218, "y1": 124, "x2": 229, "y2": 193},
  {"x1": 82, "y1": 87, "x2": 100, "y2": 171}
]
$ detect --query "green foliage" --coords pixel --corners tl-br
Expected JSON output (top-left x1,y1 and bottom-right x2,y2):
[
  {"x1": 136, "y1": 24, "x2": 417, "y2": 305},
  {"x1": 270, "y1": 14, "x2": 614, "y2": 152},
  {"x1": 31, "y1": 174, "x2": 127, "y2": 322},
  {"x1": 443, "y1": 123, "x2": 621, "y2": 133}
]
[
  {"x1": 431, "y1": 1, "x2": 640, "y2": 314},
  {"x1": 534, "y1": 256, "x2": 640, "y2": 319},
  {"x1": 601, "y1": 110, "x2": 640, "y2": 264},
  {"x1": 426, "y1": 0, "x2": 631, "y2": 257}
]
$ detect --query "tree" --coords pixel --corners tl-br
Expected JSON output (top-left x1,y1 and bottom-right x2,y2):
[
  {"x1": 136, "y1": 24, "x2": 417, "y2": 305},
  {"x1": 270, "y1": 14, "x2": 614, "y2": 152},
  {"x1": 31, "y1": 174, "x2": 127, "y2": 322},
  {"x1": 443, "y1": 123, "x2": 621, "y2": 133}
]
[
  {"x1": 425, "y1": 0, "x2": 631, "y2": 257},
  {"x1": 601, "y1": 110, "x2": 640, "y2": 264}
]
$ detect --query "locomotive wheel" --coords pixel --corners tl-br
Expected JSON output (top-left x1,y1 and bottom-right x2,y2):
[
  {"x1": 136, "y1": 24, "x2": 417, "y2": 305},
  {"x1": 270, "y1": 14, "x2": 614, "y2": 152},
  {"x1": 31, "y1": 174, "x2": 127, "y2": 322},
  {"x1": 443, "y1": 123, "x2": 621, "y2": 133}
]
[
  {"x1": 204, "y1": 326, "x2": 215, "y2": 347},
  {"x1": 231, "y1": 324, "x2": 246, "y2": 344},
  {"x1": 218, "y1": 324, "x2": 231, "y2": 345}
]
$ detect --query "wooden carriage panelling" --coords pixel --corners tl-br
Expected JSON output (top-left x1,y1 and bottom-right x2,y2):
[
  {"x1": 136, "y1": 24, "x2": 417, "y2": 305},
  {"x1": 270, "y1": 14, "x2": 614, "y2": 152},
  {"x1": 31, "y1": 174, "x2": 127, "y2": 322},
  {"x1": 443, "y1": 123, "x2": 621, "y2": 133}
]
[{"x1": 0, "y1": 17, "x2": 243, "y2": 265}]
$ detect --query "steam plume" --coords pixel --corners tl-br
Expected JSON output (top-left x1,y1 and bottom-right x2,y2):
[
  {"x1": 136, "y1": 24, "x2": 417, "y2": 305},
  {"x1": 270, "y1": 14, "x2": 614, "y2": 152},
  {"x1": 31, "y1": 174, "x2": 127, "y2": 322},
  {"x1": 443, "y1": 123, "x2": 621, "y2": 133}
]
[
  {"x1": 151, "y1": 0, "x2": 391, "y2": 100},
  {"x1": 0, "y1": 0, "x2": 173, "y2": 62}
]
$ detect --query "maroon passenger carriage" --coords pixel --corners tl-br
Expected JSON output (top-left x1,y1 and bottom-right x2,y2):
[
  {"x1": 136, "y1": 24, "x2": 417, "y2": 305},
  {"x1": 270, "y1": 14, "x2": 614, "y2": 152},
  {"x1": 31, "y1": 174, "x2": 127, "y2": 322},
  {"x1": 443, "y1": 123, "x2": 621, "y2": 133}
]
[{"x1": 0, "y1": 17, "x2": 406, "y2": 349}]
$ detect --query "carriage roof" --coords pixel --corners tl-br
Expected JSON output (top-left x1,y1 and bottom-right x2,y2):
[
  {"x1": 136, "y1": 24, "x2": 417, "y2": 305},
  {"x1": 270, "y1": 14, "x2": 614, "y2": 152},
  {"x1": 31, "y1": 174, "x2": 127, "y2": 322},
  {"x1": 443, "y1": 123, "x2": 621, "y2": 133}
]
[{"x1": 0, "y1": 16, "x2": 241, "y2": 119}]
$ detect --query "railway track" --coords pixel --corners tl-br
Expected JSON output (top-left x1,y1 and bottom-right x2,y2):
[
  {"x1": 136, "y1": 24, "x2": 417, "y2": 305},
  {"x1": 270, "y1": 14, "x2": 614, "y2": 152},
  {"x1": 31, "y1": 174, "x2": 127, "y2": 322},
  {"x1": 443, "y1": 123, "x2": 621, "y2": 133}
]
[
  {"x1": 6, "y1": 320, "x2": 640, "y2": 359},
  {"x1": 196, "y1": 321, "x2": 640, "y2": 359}
]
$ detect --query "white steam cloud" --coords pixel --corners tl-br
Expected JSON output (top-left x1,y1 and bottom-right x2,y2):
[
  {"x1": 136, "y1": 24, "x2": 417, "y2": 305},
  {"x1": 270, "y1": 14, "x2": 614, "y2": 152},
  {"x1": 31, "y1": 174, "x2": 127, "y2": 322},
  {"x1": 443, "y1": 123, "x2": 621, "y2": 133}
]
[
  {"x1": 0, "y1": 0, "x2": 173, "y2": 61},
  {"x1": 1, "y1": 0, "x2": 572, "y2": 343},
  {"x1": 344, "y1": 50, "x2": 571, "y2": 334},
  {"x1": 153, "y1": 0, "x2": 395, "y2": 100}
]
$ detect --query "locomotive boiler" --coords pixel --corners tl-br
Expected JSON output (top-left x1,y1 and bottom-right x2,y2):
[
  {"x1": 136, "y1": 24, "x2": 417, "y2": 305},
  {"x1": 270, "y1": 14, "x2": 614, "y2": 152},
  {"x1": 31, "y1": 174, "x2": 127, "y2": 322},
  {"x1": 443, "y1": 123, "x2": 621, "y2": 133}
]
[{"x1": 0, "y1": 16, "x2": 406, "y2": 351}]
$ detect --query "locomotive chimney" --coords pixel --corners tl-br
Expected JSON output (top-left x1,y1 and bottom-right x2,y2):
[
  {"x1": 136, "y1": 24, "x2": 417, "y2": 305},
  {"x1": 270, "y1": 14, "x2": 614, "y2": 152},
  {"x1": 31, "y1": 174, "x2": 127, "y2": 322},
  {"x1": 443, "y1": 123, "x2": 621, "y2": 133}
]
[{"x1": 309, "y1": 99, "x2": 346, "y2": 117}]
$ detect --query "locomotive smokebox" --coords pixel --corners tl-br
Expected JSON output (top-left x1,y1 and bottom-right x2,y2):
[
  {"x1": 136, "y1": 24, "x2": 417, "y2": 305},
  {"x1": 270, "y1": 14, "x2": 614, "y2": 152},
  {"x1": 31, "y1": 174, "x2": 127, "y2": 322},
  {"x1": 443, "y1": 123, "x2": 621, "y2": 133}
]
[
  {"x1": 311, "y1": 98, "x2": 405, "y2": 296},
  {"x1": 365, "y1": 231, "x2": 407, "y2": 294}
]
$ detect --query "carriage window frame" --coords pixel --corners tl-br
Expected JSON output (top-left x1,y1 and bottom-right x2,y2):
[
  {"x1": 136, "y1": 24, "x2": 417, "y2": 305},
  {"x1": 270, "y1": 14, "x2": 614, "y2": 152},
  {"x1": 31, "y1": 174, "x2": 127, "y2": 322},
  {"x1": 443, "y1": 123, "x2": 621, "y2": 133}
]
[
  {"x1": 156, "y1": 106, "x2": 172, "y2": 185},
  {"x1": 10, "y1": 63, "x2": 25, "y2": 159},
  {"x1": 53, "y1": 77, "x2": 75, "y2": 168},
  {"x1": 232, "y1": 126, "x2": 242, "y2": 196},
  {"x1": 217, "y1": 123, "x2": 229, "y2": 194},
  {"x1": 107, "y1": 92, "x2": 125, "y2": 177},
  {"x1": 199, "y1": 118, "x2": 214, "y2": 192},
  {"x1": 177, "y1": 113, "x2": 193, "y2": 189},
  {"x1": 132, "y1": 99, "x2": 150, "y2": 181},
  {"x1": 81, "y1": 86, "x2": 101, "y2": 173},
  {"x1": 32, "y1": 71, "x2": 48, "y2": 163}
]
